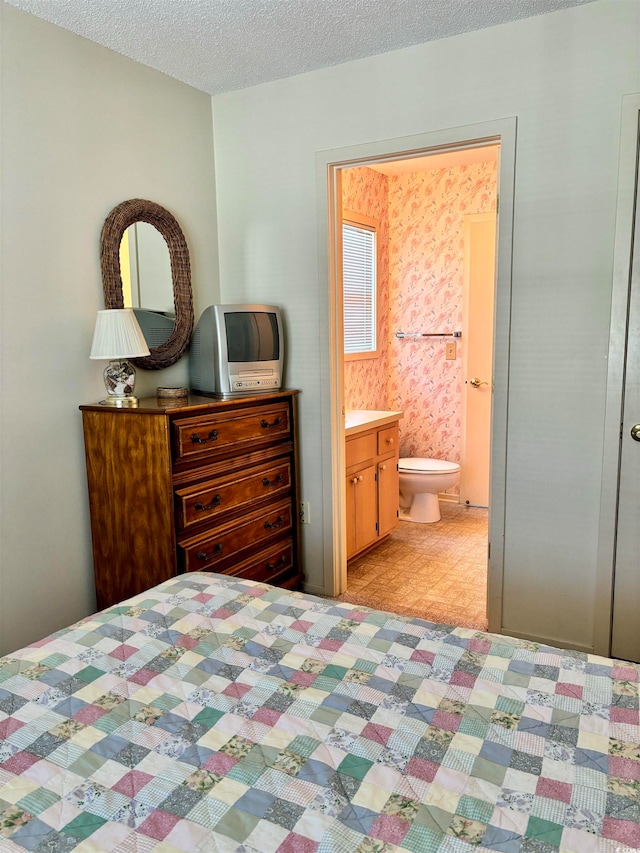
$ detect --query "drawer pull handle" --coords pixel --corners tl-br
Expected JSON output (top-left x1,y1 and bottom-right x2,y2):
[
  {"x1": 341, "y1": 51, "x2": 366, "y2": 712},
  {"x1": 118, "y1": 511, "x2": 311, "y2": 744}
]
[
  {"x1": 191, "y1": 429, "x2": 218, "y2": 445},
  {"x1": 380, "y1": 464, "x2": 386, "y2": 472},
  {"x1": 196, "y1": 543, "x2": 223, "y2": 563},
  {"x1": 194, "y1": 495, "x2": 221, "y2": 512},
  {"x1": 260, "y1": 417, "x2": 283, "y2": 430},
  {"x1": 264, "y1": 515, "x2": 285, "y2": 530},
  {"x1": 262, "y1": 474, "x2": 284, "y2": 487},
  {"x1": 386, "y1": 437, "x2": 394, "y2": 445},
  {"x1": 265, "y1": 555, "x2": 288, "y2": 572}
]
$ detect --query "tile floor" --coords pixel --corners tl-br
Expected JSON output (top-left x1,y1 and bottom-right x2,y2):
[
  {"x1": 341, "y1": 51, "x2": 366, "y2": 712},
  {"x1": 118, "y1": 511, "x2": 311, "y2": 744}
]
[{"x1": 335, "y1": 501, "x2": 489, "y2": 631}]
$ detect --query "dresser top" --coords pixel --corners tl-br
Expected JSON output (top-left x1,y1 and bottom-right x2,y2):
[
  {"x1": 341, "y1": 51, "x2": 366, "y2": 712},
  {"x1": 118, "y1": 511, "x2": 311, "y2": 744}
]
[{"x1": 80, "y1": 388, "x2": 298, "y2": 415}]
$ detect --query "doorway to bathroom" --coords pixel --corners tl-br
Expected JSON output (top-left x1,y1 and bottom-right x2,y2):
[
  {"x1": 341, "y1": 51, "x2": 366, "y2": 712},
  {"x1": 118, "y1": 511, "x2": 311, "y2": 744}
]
[
  {"x1": 317, "y1": 119, "x2": 516, "y2": 634},
  {"x1": 339, "y1": 149, "x2": 496, "y2": 630}
]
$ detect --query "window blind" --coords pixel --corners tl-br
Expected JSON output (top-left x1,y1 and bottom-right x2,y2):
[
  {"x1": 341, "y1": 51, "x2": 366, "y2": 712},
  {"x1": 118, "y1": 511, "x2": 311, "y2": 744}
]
[{"x1": 343, "y1": 222, "x2": 376, "y2": 354}]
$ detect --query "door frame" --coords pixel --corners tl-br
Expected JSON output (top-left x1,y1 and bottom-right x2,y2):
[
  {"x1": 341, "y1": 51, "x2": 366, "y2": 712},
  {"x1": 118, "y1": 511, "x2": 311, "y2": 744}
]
[
  {"x1": 595, "y1": 92, "x2": 640, "y2": 658},
  {"x1": 316, "y1": 117, "x2": 517, "y2": 633}
]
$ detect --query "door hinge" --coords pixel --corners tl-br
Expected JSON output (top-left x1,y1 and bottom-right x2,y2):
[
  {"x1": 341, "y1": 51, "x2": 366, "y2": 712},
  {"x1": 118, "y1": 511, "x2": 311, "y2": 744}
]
[
  {"x1": 496, "y1": 193, "x2": 500, "y2": 214},
  {"x1": 488, "y1": 542, "x2": 491, "y2": 560},
  {"x1": 375, "y1": 522, "x2": 378, "y2": 531},
  {"x1": 374, "y1": 472, "x2": 378, "y2": 482}
]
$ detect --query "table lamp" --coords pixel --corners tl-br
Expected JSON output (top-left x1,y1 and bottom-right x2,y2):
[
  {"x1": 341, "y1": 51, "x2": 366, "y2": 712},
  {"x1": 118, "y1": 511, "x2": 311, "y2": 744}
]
[{"x1": 90, "y1": 308, "x2": 151, "y2": 406}]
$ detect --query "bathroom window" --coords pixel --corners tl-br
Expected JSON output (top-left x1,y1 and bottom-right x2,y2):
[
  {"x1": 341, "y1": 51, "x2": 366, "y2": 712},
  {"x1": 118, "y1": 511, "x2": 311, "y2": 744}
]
[{"x1": 343, "y1": 211, "x2": 378, "y2": 358}]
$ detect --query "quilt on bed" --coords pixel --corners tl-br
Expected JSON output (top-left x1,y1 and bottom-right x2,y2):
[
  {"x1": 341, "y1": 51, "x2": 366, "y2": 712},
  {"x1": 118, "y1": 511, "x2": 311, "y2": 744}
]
[{"x1": 0, "y1": 574, "x2": 639, "y2": 853}]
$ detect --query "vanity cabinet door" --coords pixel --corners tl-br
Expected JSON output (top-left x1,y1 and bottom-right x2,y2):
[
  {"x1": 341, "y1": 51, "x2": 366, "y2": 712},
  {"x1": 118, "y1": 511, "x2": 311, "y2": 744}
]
[
  {"x1": 377, "y1": 456, "x2": 399, "y2": 538},
  {"x1": 346, "y1": 464, "x2": 378, "y2": 558}
]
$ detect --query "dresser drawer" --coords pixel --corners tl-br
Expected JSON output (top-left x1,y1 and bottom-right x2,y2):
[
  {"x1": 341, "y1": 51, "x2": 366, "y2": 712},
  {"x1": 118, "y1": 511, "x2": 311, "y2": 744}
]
[
  {"x1": 175, "y1": 458, "x2": 292, "y2": 533},
  {"x1": 173, "y1": 402, "x2": 290, "y2": 466},
  {"x1": 179, "y1": 499, "x2": 292, "y2": 573},
  {"x1": 346, "y1": 431, "x2": 377, "y2": 469},
  {"x1": 378, "y1": 424, "x2": 398, "y2": 456},
  {"x1": 217, "y1": 541, "x2": 294, "y2": 584}
]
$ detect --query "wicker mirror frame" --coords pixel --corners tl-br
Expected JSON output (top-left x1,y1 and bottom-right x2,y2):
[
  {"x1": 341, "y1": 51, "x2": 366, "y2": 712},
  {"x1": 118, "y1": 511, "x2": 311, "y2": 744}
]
[{"x1": 100, "y1": 198, "x2": 194, "y2": 370}]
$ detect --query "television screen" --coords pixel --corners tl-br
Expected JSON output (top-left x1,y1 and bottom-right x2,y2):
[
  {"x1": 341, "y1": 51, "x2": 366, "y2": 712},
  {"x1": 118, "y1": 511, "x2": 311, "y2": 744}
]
[{"x1": 225, "y1": 312, "x2": 280, "y2": 362}]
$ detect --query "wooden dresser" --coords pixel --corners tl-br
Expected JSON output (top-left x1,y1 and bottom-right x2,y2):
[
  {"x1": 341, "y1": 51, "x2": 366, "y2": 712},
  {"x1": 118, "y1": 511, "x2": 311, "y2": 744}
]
[{"x1": 80, "y1": 390, "x2": 302, "y2": 610}]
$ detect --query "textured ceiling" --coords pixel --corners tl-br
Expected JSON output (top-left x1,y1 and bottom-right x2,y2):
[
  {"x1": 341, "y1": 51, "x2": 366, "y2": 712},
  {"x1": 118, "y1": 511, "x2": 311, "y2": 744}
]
[{"x1": 5, "y1": 0, "x2": 595, "y2": 96}]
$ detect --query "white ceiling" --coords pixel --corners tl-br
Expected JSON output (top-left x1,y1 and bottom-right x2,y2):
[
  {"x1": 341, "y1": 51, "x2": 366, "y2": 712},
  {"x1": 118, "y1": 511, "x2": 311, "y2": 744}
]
[{"x1": 5, "y1": 0, "x2": 595, "y2": 96}]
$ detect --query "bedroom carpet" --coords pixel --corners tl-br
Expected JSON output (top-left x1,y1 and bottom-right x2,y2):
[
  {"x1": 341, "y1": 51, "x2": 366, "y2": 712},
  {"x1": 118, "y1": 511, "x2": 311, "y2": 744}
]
[{"x1": 336, "y1": 501, "x2": 489, "y2": 630}]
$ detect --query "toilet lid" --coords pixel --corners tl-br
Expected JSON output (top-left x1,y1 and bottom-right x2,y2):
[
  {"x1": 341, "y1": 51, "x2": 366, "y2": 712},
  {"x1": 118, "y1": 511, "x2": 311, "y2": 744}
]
[{"x1": 398, "y1": 457, "x2": 460, "y2": 474}]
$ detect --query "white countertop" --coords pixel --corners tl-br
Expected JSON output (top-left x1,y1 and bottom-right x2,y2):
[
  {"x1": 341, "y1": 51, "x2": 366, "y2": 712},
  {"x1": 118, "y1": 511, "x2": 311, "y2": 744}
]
[{"x1": 345, "y1": 409, "x2": 403, "y2": 437}]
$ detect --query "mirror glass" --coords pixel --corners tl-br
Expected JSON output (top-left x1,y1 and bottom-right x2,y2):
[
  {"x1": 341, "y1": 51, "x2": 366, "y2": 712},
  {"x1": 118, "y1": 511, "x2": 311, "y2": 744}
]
[
  {"x1": 101, "y1": 199, "x2": 193, "y2": 370},
  {"x1": 120, "y1": 223, "x2": 176, "y2": 350},
  {"x1": 120, "y1": 223, "x2": 174, "y2": 315}
]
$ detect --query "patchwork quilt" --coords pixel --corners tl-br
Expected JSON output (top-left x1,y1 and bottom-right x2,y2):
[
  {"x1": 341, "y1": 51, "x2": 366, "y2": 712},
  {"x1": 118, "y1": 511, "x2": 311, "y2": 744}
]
[{"x1": 0, "y1": 573, "x2": 639, "y2": 852}]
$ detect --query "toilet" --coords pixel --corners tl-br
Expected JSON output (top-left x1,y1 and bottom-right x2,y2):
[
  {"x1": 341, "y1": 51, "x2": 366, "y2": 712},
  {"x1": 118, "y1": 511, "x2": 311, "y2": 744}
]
[{"x1": 398, "y1": 457, "x2": 461, "y2": 523}]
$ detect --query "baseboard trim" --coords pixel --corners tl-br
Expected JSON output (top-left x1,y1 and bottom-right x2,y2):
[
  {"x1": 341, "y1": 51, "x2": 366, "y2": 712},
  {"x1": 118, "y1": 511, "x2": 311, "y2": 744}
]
[
  {"x1": 500, "y1": 627, "x2": 594, "y2": 655},
  {"x1": 302, "y1": 583, "x2": 326, "y2": 597}
]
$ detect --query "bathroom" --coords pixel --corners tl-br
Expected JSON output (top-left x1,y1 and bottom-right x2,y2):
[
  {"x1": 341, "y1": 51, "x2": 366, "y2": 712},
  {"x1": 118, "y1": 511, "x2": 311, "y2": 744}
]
[{"x1": 339, "y1": 146, "x2": 498, "y2": 630}]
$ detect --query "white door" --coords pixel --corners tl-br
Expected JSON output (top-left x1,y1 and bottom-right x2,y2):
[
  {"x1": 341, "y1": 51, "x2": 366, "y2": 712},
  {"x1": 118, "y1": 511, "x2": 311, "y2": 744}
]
[
  {"x1": 460, "y1": 213, "x2": 496, "y2": 507},
  {"x1": 611, "y1": 119, "x2": 640, "y2": 663}
]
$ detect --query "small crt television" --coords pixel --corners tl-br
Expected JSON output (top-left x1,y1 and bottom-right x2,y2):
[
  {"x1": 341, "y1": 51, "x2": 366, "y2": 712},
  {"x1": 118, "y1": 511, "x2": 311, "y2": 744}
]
[
  {"x1": 132, "y1": 309, "x2": 174, "y2": 348},
  {"x1": 190, "y1": 304, "x2": 284, "y2": 397}
]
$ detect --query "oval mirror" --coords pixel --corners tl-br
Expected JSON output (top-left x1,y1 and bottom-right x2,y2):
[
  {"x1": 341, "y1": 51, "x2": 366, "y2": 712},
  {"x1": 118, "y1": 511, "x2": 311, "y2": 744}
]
[{"x1": 100, "y1": 199, "x2": 193, "y2": 369}]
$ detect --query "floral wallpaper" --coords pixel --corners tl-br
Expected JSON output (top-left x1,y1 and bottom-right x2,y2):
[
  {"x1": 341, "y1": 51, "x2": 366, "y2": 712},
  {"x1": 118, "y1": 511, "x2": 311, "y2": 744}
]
[
  {"x1": 343, "y1": 161, "x2": 497, "y2": 475},
  {"x1": 342, "y1": 167, "x2": 389, "y2": 411},
  {"x1": 388, "y1": 163, "x2": 497, "y2": 465}
]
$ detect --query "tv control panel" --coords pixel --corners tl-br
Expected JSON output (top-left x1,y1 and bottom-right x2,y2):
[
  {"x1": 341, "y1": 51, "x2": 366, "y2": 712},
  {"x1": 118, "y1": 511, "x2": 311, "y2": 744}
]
[{"x1": 232, "y1": 377, "x2": 280, "y2": 391}]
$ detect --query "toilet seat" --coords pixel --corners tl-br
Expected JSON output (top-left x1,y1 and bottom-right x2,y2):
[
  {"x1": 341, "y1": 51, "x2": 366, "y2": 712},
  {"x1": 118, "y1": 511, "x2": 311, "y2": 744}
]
[{"x1": 398, "y1": 457, "x2": 460, "y2": 474}]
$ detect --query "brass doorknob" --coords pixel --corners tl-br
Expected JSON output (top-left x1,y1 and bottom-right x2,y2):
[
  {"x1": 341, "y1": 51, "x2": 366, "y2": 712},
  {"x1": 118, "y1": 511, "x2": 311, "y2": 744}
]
[
  {"x1": 631, "y1": 424, "x2": 640, "y2": 442},
  {"x1": 469, "y1": 377, "x2": 488, "y2": 388}
]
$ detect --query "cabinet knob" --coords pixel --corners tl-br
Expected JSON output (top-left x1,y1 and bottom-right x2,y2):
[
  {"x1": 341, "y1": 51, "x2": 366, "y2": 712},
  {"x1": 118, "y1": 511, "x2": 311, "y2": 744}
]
[
  {"x1": 352, "y1": 477, "x2": 359, "y2": 484},
  {"x1": 386, "y1": 437, "x2": 394, "y2": 444},
  {"x1": 358, "y1": 475, "x2": 364, "y2": 482},
  {"x1": 380, "y1": 464, "x2": 386, "y2": 471}
]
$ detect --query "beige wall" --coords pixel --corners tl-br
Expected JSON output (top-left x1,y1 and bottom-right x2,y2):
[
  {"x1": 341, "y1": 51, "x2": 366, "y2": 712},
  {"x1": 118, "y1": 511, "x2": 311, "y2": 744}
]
[
  {"x1": 211, "y1": 0, "x2": 640, "y2": 651},
  {"x1": 0, "y1": 4, "x2": 219, "y2": 654}
]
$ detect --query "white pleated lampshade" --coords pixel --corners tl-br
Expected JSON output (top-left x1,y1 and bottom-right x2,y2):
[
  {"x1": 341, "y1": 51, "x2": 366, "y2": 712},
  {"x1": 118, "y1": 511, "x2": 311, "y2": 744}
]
[{"x1": 90, "y1": 309, "x2": 151, "y2": 359}]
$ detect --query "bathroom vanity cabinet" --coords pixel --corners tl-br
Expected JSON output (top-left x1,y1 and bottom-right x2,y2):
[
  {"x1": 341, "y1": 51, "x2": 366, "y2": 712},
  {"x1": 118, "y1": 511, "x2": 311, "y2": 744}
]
[
  {"x1": 80, "y1": 390, "x2": 302, "y2": 609},
  {"x1": 345, "y1": 412, "x2": 401, "y2": 560}
]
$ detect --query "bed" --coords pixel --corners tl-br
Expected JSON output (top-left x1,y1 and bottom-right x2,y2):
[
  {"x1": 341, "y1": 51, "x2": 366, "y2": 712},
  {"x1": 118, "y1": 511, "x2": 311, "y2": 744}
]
[{"x1": 0, "y1": 573, "x2": 638, "y2": 853}]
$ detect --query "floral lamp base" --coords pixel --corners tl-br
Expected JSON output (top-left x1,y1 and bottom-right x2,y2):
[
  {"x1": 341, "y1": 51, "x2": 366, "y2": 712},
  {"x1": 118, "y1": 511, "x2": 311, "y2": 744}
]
[{"x1": 100, "y1": 359, "x2": 139, "y2": 407}]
